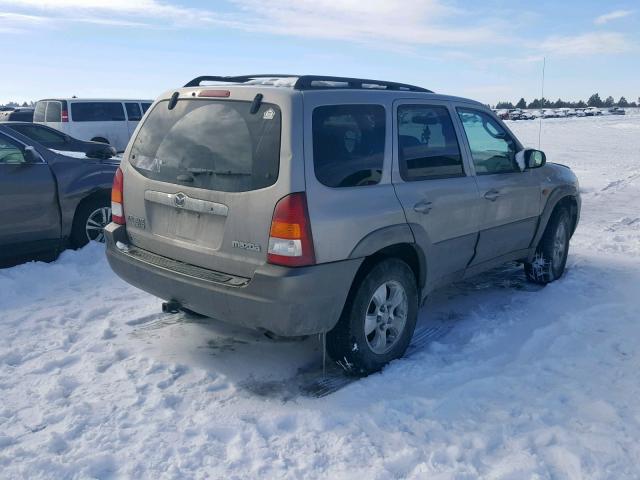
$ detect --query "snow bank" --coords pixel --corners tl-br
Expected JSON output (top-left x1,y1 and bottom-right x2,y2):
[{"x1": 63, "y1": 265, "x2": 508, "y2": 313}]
[{"x1": 1, "y1": 114, "x2": 640, "y2": 478}]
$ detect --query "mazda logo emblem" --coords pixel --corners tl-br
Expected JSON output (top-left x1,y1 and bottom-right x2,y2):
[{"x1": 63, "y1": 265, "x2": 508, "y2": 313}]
[{"x1": 174, "y1": 193, "x2": 186, "y2": 208}]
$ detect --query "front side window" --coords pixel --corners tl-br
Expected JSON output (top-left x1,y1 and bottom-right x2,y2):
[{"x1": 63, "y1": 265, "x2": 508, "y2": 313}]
[
  {"x1": 457, "y1": 108, "x2": 518, "y2": 175},
  {"x1": 45, "y1": 101, "x2": 61, "y2": 122},
  {"x1": 33, "y1": 101, "x2": 46, "y2": 122},
  {"x1": 398, "y1": 105, "x2": 464, "y2": 181},
  {"x1": 141, "y1": 102, "x2": 152, "y2": 114},
  {"x1": 312, "y1": 104, "x2": 385, "y2": 188},
  {"x1": 71, "y1": 102, "x2": 126, "y2": 122},
  {"x1": 8, "y1": 125, "x2": 66, "y2": 145},
  {"x1": 129, "y1": 99, "x2": 281, "y2": 193},
  {"x1": 0, "y1": 135, "x2": 26, "y2": 164},
  {"x1": 125, "y1": 102, "x2": 142, "y2": 121}
]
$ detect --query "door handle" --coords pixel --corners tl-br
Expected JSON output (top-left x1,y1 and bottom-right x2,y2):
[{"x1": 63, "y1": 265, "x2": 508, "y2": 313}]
[
  {"x1": 413, "y1": 200, "x2": 433, "y2": 214},
  {"x1": 483, "y1": 189, "x2": 501, "y2": 201}
]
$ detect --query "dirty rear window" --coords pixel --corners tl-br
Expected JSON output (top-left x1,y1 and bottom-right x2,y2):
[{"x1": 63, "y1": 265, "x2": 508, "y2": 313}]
[{"x1": 129, "y1": 99, "x2": 281, "y2": 192}]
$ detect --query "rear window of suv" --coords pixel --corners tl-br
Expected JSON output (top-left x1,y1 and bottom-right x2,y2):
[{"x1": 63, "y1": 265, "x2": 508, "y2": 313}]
[
  {"x1": 312, "y1": 104, "x2": 385, "y2": 188},
  {"x1": 129, "y1": 99, "x2": 281, "y2": 193}
]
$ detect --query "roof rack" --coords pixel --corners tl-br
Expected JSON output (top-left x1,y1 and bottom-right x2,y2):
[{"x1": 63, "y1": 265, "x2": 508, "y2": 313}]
[{"x1": 184, "y1": 74, "x2": 432, "y2": 93}]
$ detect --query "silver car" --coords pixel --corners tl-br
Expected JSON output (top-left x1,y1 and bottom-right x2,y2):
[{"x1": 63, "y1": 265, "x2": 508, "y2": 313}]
[{"x1": 105, "y1": 75, "x2": 580, "y2": 375}]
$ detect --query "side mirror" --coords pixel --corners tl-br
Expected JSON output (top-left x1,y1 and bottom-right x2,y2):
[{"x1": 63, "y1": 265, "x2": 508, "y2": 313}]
[
  {"x1": 86, "y1": 145, "x2": 116, "y2": 160},
  {"x1": 523, "y1": 149, "x2": 546, "y2": 169},
  {"x1": 24, "y1": 146, "x2": 44, "y2": 163}
]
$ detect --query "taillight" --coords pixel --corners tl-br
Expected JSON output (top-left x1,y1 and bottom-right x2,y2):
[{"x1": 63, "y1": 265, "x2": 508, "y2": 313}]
[
  {"x1": 111, "y1": 167, "x2": 125, "y2": 225},
  {"x1": 267, "y1": 193, "x2": 315, "y2": 267},
  {"x1": 61, "y1": 110, "x2": 69, "y2": 122}
]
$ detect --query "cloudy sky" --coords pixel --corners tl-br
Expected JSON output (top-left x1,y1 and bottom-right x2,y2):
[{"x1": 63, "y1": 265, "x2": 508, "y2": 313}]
[{"x1": 1, "y1": 0, "x2": 638, "y2": 105}]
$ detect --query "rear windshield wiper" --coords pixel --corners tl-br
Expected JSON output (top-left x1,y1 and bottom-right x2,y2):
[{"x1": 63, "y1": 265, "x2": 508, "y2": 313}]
[{"x1": 186, "y1": 167, "x2": 250, "y2": 176}]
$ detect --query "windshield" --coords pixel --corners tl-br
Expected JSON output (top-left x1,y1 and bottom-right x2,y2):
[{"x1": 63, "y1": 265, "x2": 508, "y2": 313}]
[{"x1": 129, "y1": 99, "x2": 281, "y2": 193}]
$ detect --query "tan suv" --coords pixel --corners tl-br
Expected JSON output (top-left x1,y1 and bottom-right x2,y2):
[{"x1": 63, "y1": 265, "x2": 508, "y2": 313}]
[{"x1": 105, "y1": 75, "x2": 580, "y2": 375}]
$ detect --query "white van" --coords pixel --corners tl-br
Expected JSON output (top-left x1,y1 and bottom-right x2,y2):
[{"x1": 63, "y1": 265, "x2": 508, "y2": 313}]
[{"x1": 33, "y1": 98, "x2": 153, "y2": 152}]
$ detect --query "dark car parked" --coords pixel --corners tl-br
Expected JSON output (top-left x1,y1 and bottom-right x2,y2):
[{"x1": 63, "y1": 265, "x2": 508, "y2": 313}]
[
  {"x1": 2, "y1": 122, "x2": 117, "y2": 159},
  {"x1": 0, "y1": 124, "x2": 118, "y2": 267},
  {"x1": 0, "y1": 108, "x2": 34, "y2": 122}
]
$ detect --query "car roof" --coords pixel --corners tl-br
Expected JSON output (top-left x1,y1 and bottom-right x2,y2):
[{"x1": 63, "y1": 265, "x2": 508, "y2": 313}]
[
  {"x1": 36, "y1": 98, "x2": 153, "y2": 102},
  {"x1": 164, "y1": 74, "x2": 488, "y2": 108}
]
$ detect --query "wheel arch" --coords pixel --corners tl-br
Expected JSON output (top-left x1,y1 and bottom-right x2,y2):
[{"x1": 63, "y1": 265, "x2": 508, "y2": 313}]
[
  {"x1": 530, "y1": 188, "x2": 579, "y2": 257},
  {"x1": 70, "y1": 188, "x2": 111, "y2": 234},
  {"x1": 348, "y1": 224, "x2": 426, "y2": 298}
]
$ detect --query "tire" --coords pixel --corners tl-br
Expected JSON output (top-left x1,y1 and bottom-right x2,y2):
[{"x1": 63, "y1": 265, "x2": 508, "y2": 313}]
[
  {"x1": 327, "y1": 258, "x2": 418, "y2": 376},
  {"x1": 524, "y1": 208, "x2": 571, "y2": 284},
  {"x1": 70, "y1": 198, "x2": 112, "y2": 248}
]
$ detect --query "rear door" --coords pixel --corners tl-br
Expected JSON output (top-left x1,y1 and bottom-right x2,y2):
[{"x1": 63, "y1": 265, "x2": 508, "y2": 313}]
[
  {"x1": 392, "y1": 100, "x2": 481, "y2": 287},
  {"x1": 124, "y1": 102, "x2": 142, "y2": 138},
  {"x1": 122, "y1": 90, "x2": 298, "y2": 279},
  {"x1": 44, "y1": 100, "x2": 65, "y2": 132},
  {"x1": 455, "y1": 107, "x2": 542, "y2": 264},
  {"x1": 0, "y1": 133, "x2": 61, "y2": 252}
]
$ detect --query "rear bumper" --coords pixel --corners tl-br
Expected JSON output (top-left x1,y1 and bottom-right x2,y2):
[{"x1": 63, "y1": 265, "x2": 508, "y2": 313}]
[{"x1": 104, "y1": 223, "x2": 362, "y2": 336}]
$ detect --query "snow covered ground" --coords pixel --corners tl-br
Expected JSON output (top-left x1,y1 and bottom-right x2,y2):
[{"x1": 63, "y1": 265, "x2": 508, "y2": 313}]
[{"x1": 1, "y1": 112, "x2": 639, "y2": 479}]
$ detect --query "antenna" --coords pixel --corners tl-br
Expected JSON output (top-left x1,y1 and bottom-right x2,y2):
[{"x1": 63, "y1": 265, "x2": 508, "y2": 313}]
[{"x1": 538, "y1": 56, "x2": 546, "y2": 149}]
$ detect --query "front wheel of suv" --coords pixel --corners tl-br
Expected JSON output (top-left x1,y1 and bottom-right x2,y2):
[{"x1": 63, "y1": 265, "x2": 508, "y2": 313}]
[
  {"x1": 524, "y1": 207, "x2": 571, "y2": 284},
  {"x1": 327, "y1": 258, "x2": 418, "y2": 376}
]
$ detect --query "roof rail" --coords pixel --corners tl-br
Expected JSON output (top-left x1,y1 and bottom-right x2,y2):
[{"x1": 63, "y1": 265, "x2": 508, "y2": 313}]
[
  {"x1": 293, "y1": 75, "x2": 431, "y2": 92},
  {"x1": 184, "y1": 74, "x2": 432, "y2": 93},
  {"x1": 184, "y1": 75, "x2": 298, "y2": 87}
]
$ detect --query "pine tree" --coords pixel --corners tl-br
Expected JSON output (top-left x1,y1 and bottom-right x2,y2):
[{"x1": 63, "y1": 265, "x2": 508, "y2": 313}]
[
  {"x1": 495, "y1": 101, "x2": 514, "y2": 109},
  {"x1": 587, "y1": 93, "x2": 603, "y2": 107},
  {"x1": 515, "y1": 98, "x2": 527, "y2": 109},
  {"x1": 618, "y1": 97, "x2": 629, "y2": 107},
  {"x1": 604, "y1": 96, "x2": 615, "y2": 107}
]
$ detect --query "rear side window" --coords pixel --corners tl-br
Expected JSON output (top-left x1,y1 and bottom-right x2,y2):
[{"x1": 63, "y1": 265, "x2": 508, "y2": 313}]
[
  {"x1": 34, "y1": 102, "x2": 46, "y2": 122},
  {"x1": 398, "y1": 105, "x2": 464, "y2": 180},
  {"x1": 71, "y1": 102, "x2": 126, "y2": 122},
  {"x1": 45, "y1": 101, "x2": 61, "y2": 122},
  {"x1": 312, "y1": 104, "x2": 385, "y2": 188},
  {"x1": 8, "y1": 124, "x2": 66, "y2": 145},
  {"x1": 141, "y1": 102, "x2": 152, "y2": 114},
  {"x1": 129, "y1": 99, "x2": 281, "y2": 193},
  {"x1": 125, "y1": 102, "x2": 142, "y2": 121}
]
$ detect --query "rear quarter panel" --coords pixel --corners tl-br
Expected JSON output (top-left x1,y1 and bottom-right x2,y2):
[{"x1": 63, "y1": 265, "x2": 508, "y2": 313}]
[
  {"x1": 45, "y1": 152, "x2": 119, "y2": 237},
  {"x1": 302, "y1": 91, "x2": 408, "y2": 263}
]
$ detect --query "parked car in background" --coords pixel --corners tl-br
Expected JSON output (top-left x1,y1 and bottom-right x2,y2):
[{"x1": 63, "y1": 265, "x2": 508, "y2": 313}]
[
  {"x1": 3, "y1": 122, "x2": 117, "y2": 159},
  {"x1": 606, "y1": 107, "x2": 626, "y2": 115},
  {"x1": 0, "y1": 123, "x2": 119, "y2": 267},
  {"x1": 519, "y1": 110, "x2": 536, "y2": 120},
  {"x1": 0, "y1": 107, "x2": 34, "y2": 122},
  {"x1": 554, "y1": 109, "x2": 567, "y2": 118},
  {"x1": 508, "y1": 109, "x2": 526, "y2": 120},
  {"x1": 585, "y1": 107, "x2": 602, "y2": 116},
  {"x1": 33, "y1": 98, "x2": 153, "y2": 152},
  {"x1": 575, "y1": 109, "x2": 586, "y2": 117},
  {"x1": 542, "y1": 109, "x2": 558, "y2": 118},
  {"x1": 557, "y1": 108, "x2": 576, "y2": 117},
  {"x1": 496, "y1": 109, "x2": 509, "y2": 120},
  {"x1": 105, "y1": 74, "x2": 581, "y2": 375}
]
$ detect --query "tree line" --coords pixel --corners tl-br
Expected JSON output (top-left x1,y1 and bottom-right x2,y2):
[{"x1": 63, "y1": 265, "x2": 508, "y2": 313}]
[
  {"x1": 1, "y1": 101, "x2": 35, "y2": 108},
  {"x1": 494, "y1": 94, "x2": 639, "y2": 110}
]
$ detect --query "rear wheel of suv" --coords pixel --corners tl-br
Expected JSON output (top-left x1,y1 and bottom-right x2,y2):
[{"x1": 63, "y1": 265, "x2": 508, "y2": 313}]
[
  {"x1": 327, "y1": 258, "x2": 418, "y2": 376},
  {"x1": 524, "y1": 207, "x2": 570, "y2": 284}
]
